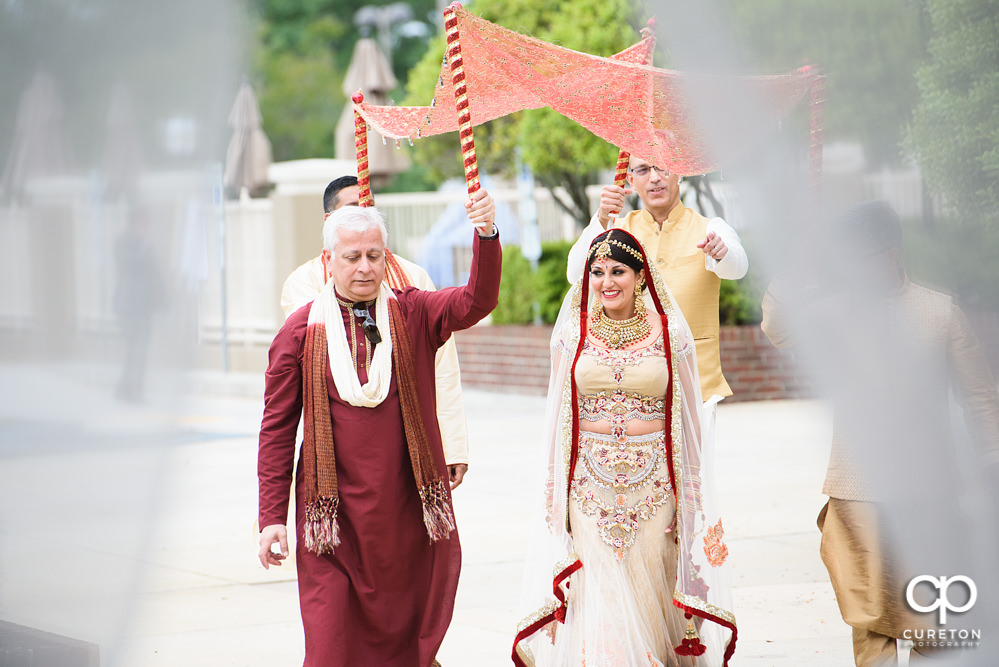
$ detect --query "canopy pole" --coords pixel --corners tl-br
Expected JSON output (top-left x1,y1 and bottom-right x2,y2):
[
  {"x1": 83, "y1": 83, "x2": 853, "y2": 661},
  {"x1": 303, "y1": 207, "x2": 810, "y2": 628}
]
[
  {"x1": 807, "y1": 68, "x2": 825, "y2": 192},
  {"x1": 443, "y1": 2, "x2": 482, "y2": 206},
  {"x1": 611, "y1": 149, "x2": 631, "y2": 218},
  {"x1": 352, "y1": 91, "x2": 374, "y2": 207},
  {"x1": 613, "y1": 19, "x2": 656, "y2": 195},
  {"x1": 613, "y1": 151, "x2": 630, "y2": 188}
]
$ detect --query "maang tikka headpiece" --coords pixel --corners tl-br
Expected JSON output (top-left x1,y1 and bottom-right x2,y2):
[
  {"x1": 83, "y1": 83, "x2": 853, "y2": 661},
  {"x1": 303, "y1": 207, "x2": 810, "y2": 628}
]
[{"x1": 589, "y1": 238, "x2": 643, "y2": 264}]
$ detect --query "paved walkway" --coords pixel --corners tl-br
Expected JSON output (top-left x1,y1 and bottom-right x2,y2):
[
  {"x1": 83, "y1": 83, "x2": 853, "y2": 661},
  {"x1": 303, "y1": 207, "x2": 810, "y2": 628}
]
[{"x1": 0, "y1": 368, "x2": 853, "y2": 665}]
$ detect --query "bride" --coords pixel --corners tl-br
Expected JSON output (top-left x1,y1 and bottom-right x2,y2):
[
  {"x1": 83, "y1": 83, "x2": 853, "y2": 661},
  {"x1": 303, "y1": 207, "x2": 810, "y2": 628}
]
[{"x1": 513, "y1": 229, "x2": 737, "y2": 666}]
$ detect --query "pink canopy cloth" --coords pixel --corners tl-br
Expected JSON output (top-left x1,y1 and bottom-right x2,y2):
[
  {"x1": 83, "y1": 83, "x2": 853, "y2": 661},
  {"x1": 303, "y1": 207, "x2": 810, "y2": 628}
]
[{"x1": 352, "y1": 3, "x2": 824, "y2": 180}]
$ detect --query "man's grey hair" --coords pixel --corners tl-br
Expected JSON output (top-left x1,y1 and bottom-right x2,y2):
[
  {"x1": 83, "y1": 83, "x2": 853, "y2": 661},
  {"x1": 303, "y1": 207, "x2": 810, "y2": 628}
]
[{"x1": 323, "y1": 206, "x2": 388, "y2": 252}]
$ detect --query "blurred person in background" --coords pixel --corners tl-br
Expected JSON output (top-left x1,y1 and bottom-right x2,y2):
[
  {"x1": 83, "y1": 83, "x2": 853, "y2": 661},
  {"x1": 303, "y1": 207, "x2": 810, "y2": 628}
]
[
  {"x1": 257, "y1": 195, "x2": 499, "y2": 666},
  {"x1": 281, "y1": 175, "x2": 471, "y2": 489},
  {"x1": 761, "y1": 201, "x2": 999, "y2": 666},
  {"x1": 113, "y1": 212, "x2": 165, "y2": 402}
]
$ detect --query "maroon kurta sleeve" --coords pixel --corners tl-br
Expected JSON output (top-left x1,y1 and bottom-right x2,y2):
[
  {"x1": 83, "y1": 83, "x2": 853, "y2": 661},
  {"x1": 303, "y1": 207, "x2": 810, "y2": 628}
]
[
  {"x1": 400, "y1": 230, "x2": 502, "y2": 348},
  {"x1": 258, "y1": 304, "x2": 309, "y2": 529}
]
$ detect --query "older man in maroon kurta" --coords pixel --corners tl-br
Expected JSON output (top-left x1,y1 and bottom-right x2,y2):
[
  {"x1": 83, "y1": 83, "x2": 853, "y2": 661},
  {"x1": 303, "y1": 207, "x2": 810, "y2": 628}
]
[{"x1": 257, "y1": 192, "x2": 500, "y2": 666}]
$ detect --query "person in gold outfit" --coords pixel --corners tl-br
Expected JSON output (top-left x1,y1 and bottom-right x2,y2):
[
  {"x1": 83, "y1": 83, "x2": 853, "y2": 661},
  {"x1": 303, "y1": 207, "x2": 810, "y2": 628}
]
[
  {"x1": 515, "y1": 229, "x2": 737, "y2": 667},
  {"x1": 566, "y1": 158, "x2": 748, "y2": 405}
]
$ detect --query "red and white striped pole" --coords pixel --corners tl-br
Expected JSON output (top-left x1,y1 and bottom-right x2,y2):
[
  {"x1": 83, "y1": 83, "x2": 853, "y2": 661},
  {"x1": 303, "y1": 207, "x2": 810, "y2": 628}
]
[
  {"x1": 443, "y1": 2, "x2": 482, "y2": 213},
  {"x1": 806, "y1": 68, "x2": 825, "y2": 193},
  {"x1": 613, "y1": 19, "x2": 656, "y2": 196},
  {"x1": 613, "y1": 151, "x2": 630, "y2": 189},
  {"x1": 352, "y1": 91, "x2": 374, "y2": 207}
]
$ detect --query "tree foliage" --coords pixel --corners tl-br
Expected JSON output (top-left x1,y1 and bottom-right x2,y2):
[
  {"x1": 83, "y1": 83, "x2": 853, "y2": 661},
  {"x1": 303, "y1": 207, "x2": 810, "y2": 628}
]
[
  {"x1": 493, "y1": 240, "x2": 575, "y2": 325},
  {"x1": 906, "y1": 0, "x2": 999, "y2": 225},
  {"x1": 718, "y1": 0, "x2": 926, "y2": 167},
  {"x1": 403, "y1": 0, "x2": 645, "y2": 226},
  {"x1": 250, "y1": 0, "x2": 438, "y2": 161}
]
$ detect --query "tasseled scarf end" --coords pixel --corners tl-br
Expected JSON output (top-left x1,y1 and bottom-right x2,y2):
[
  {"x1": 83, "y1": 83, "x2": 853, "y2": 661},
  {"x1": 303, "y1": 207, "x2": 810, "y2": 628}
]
[
  {"x1": 675, "y1": 613, "x2": 707, "y2": 656},
  {"x1": 419, "y1": 480, "x2": 456, "y2": 541},
  {"x1": 304, "y1": 496, "x2": 341, "y2": 555}
]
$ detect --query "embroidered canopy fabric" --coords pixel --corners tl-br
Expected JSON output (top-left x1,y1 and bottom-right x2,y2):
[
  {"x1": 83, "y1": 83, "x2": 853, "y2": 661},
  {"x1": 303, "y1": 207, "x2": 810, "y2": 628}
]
[{"x1": 353, "y1": 4, "x2": 822, "y2": 177}]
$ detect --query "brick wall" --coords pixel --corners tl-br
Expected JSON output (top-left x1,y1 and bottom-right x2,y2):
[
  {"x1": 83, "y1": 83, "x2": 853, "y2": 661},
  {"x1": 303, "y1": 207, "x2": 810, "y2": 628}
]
[
  {"x1": 453, "y1": 325, "x2": 553, "y2": 394},
  {"x1": 454, "y1": 324, "x2": 813, "y2": 401},
  {"x1": 718, "y1": 325, "x2": 814, "y2": 402}
]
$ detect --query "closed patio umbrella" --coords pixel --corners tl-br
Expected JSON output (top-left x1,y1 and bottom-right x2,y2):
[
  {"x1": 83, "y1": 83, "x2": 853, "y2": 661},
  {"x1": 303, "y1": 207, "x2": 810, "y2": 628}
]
[
  {"x1": 1, "y1": 71, "x2": 72, "y2": 201},
  {"x1": 334, "y1": 38, "x2": 409, "y2": 182},
  {"x1": 223, "y1": 79, "x2": 273, "y2": 196}
]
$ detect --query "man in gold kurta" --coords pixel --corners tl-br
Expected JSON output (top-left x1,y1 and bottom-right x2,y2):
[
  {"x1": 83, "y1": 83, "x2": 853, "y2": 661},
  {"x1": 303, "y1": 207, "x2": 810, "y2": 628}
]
[
  {"x1": 281, "y1": 176, "x2": 470, "y2": 487},
  {"x1": 761, "y1": 201, "x2": 999, "y2": 666},
  {"x1": 567, "y1": 157, "x2": 749, "y2": 402}
]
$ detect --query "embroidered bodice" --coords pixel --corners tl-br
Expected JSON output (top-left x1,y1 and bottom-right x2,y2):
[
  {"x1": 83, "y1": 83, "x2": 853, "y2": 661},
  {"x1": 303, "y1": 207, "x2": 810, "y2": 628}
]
[
  {"x1": 575, "y1": 334, "x2": 668, "y2": 428},
  {"x1": 571, "y1": 333, "x2": 674, "y2": 560}
]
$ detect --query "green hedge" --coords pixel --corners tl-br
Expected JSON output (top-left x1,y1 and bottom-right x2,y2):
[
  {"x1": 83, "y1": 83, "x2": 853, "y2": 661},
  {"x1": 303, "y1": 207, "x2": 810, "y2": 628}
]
[
  {"x1": 719, "y1": 268, "x2": 764, "y2": 326},
  {"x1": 493, "y1": 241, "x2": 574, "y2": 325},
  {"x1": 493, "y1": 246, "x2": 535, "y2": 324},
  {"x1": 536, "y1": 241, "x2": 576, "y2": 323}
]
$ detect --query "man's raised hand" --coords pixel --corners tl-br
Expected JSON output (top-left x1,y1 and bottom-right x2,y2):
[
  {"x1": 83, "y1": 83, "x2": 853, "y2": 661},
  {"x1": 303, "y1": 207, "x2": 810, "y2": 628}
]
[
  {"x1": 466, "y1": 189, "x2": 496, "y2": 236},
  {"x1": 597, "y1": 184, "x2": 632, "y2": 228}
]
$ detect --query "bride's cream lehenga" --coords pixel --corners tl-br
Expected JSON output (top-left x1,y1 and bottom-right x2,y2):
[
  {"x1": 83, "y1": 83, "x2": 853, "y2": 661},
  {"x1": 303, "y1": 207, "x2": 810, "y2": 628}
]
[
  {"x1": 514, "y1": 255, "x2": 736, "y2": 667},
  {"x1": 566, "y1": 334, "x2": 693, "y2": 667}
]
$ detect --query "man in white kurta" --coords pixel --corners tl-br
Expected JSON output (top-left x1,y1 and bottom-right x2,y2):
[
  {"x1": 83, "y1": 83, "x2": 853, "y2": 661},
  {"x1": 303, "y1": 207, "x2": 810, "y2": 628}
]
[{"x1": 280, "y1": 176, "x2": 470, "y2": 487}]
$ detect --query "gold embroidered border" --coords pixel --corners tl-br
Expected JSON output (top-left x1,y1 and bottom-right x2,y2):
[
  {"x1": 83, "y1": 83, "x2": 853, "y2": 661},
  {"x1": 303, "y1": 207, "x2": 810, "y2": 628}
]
[
  {"x1": 578, "y1": 391, "x2": 666, "y2": 421},
  {"x1": 514, "y1": 552, "x2": 582, "y2": 666},
  {"x1": 516, "y1": 599, "x2": 560, "y2": 634},
  {"x1": 673, "y1": 588, "x2": 738, "y2": 628},
  {"x1": 558, "y1": 286, "x2": 583, "y2": 532},
  {"x1": 649, "y1": 269, "x2": 686, "y2": 522},
  {"x1": 552, "y1": 551, "x2": 581, "y2": 578}
]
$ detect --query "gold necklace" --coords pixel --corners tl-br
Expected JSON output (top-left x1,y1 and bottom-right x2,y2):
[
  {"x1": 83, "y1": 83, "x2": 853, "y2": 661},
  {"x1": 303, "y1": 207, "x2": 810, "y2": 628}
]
[{"x1": 589, "y1": 306, "x2": 652, "y2": 349}]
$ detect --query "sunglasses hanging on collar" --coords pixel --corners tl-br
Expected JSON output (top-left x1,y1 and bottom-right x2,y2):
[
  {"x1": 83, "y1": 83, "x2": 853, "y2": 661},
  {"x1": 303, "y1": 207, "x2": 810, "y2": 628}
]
[{"x1": 352, "y1": 304, "x2": 382, "y2": 347}]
